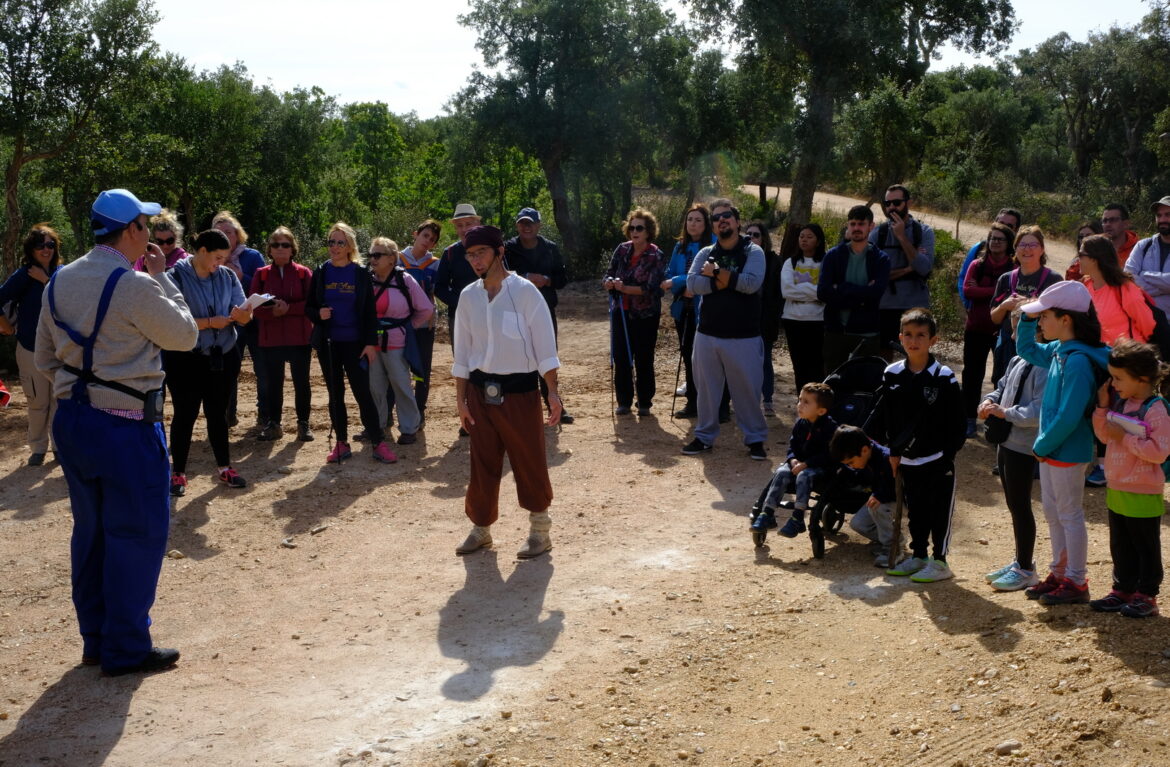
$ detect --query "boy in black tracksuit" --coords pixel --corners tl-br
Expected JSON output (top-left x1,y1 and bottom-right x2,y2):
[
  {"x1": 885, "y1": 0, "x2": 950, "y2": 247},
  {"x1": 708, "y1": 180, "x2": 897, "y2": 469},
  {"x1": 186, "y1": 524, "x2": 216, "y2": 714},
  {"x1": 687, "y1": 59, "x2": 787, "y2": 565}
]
[
  {"x1": 864, "y1": 308, "x2": 966, "y2": 582},
  {"x1": 830, "y1": 425, "x2": 900, "y2": 567}
]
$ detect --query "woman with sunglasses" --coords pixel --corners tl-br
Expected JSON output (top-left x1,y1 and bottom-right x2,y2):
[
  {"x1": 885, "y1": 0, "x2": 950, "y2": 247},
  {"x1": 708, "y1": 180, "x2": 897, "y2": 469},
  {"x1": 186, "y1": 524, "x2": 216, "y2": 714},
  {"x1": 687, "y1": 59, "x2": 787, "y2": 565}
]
[
  {"x1": 306, "y1": 222, "x2": 395, "y2": 464},
  {"x1": 249, "y1": 227, "x2": 314, "y2": 442},
  {"x1": 989, "y1": 226, "x2": 1063, "y2": 385},
  {"x1": 1065, "y1": 220, "x2": 1104, "y2": 282},
  {"x1": 165, "y1": 229, "x2": 254, "y2": 496},
  {"x1": 660, "y1": 204, "x2": 713, "y2": 418},
  {"x1": 604, "y1": 208, "x2": 667, "y2": 416},
  {"x1": 368, "y1": 237, "x2": 433, "y2": 446},
  {"x1": 0, "y1": 224, "x2": 63, "y2": 465},
  {"x1": 961, "y1": 221, "x2": 1016, "y2": 436},
  {"x1": 133, "y1": 209, "x2": 187, "y2": 271},
  {"x1": 747, "y1": 221, "x2": 782, "y2": 415}
]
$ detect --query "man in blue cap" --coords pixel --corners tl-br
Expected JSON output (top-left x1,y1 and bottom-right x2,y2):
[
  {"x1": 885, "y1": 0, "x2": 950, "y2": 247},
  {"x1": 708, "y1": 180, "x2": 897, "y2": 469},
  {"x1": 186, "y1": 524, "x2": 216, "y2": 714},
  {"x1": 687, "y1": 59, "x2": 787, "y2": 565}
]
[
  {"x1": 505, "y1": 207, "x2": 573, "y2": 423},
  {"x1": 36, "y1": 188, "x2": 198, "y2": 676}
]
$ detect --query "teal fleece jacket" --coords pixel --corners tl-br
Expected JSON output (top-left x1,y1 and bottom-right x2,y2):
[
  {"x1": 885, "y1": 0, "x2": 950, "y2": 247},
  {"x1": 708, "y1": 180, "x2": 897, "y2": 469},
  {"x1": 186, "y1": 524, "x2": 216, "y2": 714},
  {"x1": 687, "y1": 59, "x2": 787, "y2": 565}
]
[{"x1": 1015, "y1": 314, "x2": 1111, "y2": 463}]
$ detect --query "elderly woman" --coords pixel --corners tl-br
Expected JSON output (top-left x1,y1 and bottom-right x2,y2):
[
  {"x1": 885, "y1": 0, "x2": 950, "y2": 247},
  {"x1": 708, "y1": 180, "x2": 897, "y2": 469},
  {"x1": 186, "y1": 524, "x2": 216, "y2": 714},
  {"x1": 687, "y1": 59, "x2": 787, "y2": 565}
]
[
  {"x1": 961, "y1": 221, "x2": 1016, "y2": 435},
  {"x1": 989, "y1": 225, "x2": 1063, "y2": 386},
  {"x1": 306, "y1": 222, "x2": 396, "y2": 464},
  {"x1": 0, "y1": 224, "x2": 62, "y2": 465},
  {"x1": 212, "y1": 210, "x2": 268, "y2": 430},
  {"x1": 134, "y1": 209, "x2": 187, "y2": 271},
  {"x1": 250, "y1": 227, "x2": 314, "y2": 442},
  {"x1": 604, "y1": 208, "x2": 667, "y2": 416},
  {"x1": 165, "y1": 229, "x2": 254, "y2": 496},
  {"x1": 660, "y1": 203, "x2": 712, "y2": 418},
  {"x1": 368, "y1": 237, "x2": 433, "y2": 446}
]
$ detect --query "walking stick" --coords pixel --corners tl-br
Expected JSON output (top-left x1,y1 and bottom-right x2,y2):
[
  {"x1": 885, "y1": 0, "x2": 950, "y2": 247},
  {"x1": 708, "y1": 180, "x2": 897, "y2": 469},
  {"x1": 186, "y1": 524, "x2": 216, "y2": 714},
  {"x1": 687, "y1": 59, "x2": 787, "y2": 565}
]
[
  {"x1": 608, "y1": 293, "x2": 617, "y2": 424},
  {"x1": 888, "y1": 472, "x2": 905, "y2": 569}
]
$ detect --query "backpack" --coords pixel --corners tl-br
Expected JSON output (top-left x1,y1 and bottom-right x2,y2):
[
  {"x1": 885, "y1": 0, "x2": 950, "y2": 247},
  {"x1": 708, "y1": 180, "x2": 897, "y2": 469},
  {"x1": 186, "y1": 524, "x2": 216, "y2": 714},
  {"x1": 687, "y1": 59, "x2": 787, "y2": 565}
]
[
  {"x1": 373, "y1": 266, "x2": 424, "y2": 376},
  {"x1": 1133, "y1": 396, "x2": 1170, "y2": 481},
  {"x1": 1069, "y1": 349, "x2": 1111, "y2": 418},
  {"x1": 1129, "y1": 289, "x2": 1170, "y2": 363},
  {"x1": 875, "y1": 219, "x2": 931, "y2": 292}
]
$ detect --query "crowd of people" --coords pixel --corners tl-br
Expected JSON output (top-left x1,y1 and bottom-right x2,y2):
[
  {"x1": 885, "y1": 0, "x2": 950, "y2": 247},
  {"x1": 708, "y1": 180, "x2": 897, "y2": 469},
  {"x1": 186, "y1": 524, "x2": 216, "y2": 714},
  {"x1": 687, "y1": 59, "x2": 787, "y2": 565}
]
[{"x1": 5, "y1": 182, "x2": 1170, "y2": 678}]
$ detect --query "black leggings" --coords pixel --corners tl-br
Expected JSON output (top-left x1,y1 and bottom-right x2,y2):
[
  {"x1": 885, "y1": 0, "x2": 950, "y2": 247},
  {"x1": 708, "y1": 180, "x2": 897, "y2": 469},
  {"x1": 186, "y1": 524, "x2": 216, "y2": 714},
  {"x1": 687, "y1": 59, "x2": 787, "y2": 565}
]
[
  {"x1": 784, "y1": 319, "x2": 825, "y2": 394},
  {"x1": 165, "y1": 348, "x2": 241, "y2": 473},
  {"x1": 1108, "y1": 509, "x2": 1164, "y2": 596},
  {"x1": 262, "y1": 345, "x2": 312, "y2": 424},
  {"x1": 962, "y1": 330, "x2": 997, "y2": 418},
  {"x1": 317, "y1": 340, "x2": 383, "y2": 444},
  {"x1": 997, "y1": 445, "x2": 1037, "y2": 571},
  {"x1": 675, "y1": 307, "x2": 697, "y2": 411}
]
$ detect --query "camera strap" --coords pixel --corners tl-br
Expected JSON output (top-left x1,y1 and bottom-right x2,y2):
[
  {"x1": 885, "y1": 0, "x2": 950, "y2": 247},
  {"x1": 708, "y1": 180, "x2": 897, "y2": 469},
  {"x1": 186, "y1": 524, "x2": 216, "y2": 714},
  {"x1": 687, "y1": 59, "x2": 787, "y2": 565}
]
[{"x1": 47, "y1": 267, "x2": 151, "y2": 405}]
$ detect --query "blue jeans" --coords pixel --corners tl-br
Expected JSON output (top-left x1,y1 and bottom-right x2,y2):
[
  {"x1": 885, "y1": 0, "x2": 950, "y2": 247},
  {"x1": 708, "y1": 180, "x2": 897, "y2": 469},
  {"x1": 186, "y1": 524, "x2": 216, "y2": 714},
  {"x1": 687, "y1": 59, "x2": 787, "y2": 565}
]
[
  {"x1": 54, "y1": 398, "x2": 171, "y2": 672},
  {"x1": 763, "y1": 464, "x2": 821, "y2": 512}
]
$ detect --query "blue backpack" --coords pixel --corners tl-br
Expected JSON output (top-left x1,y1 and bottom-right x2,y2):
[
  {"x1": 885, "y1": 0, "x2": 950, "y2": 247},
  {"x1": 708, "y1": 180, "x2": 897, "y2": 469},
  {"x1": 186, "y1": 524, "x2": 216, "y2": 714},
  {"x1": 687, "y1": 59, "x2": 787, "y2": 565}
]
[{"x1": 1131, "y1": 396, "x2": 1170, "y2": 481}]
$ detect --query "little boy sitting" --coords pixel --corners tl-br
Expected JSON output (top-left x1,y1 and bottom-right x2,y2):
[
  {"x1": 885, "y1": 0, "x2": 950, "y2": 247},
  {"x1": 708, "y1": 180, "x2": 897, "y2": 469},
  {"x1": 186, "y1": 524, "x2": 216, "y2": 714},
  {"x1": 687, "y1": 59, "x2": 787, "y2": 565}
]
[
  {"x1": 831, "y1": 425, "x2": 900, "y2": 568},
  {"x1": 752, "y1": 382, "x2": 838, "y2": 538},
  {"x1": 864, "y1": 307, "x2": 966, "y2": 583}
]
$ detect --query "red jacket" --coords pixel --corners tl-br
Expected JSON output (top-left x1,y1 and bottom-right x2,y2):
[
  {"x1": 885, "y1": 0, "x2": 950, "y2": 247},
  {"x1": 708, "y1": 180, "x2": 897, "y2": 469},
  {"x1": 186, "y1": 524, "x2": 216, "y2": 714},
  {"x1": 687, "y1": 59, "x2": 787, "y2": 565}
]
[{"x1": 250, "y1": 262, "x2": 313, "y2": 347}]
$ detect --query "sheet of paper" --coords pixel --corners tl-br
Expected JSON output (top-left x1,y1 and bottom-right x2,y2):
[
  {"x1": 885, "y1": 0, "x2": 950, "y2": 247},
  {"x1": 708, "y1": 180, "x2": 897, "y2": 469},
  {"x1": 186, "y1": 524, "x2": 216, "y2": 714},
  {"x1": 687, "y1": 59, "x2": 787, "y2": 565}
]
[{"x1": 241, "y1": 293, "x2": 275, "y2": 311}]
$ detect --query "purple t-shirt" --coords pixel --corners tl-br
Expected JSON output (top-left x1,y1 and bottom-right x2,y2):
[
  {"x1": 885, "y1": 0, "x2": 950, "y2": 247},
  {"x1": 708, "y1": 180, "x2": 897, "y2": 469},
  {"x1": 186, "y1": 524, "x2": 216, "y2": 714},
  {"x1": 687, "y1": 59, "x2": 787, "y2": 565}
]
[{"x1": 323, "y1": 262, "x2": 359, "y2": 342}]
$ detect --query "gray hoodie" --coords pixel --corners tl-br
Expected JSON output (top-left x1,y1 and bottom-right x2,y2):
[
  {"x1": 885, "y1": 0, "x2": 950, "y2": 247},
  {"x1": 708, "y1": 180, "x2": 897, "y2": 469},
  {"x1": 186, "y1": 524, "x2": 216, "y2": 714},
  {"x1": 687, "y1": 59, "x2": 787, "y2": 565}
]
[{"x1": 982, "y1": 355, "x2": 1047, "y2": 456}]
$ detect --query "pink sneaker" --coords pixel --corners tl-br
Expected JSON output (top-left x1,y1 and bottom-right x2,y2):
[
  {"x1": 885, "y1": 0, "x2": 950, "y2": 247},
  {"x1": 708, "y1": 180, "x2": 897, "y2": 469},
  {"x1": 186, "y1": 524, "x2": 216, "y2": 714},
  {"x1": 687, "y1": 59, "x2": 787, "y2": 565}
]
[
  {"x1": 372, "y1": 441, "x2": 398, "y2": 464},
  {"x1": 326, "y1": 441, "x2": 352, "y2": 464}
]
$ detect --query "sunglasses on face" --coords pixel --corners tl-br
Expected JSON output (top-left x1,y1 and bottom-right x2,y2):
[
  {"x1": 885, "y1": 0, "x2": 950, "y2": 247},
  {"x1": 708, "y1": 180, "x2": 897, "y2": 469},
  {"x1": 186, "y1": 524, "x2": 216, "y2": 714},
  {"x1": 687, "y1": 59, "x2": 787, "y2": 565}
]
[
  {"x1": 628, "y1": 224, "x2": 646, "y2": 232},
  {"x1": 748, "y1": 231, "x2": 762, "y2": 239},
  {"x1": 154, "y1": 236, "x2": 175, "y2": 246},
  {"x1": 711, "y1": 211, "x2": 735, "y2": 221},
  {"x1": 34, "y1": 240, "x2": 56, "y2": 250},
  {"x1": 326, "y1": 239, "x2": 348, "y2": 247},
  {"x1": 883, "y1": 198, "x2": 906, "y2": 207},
  {"x1": 270, "y1": 242, "x2": 293, "y2": 249},
  {"x1": 367, "y1": 252, "x2": 390, "y2": 260}
]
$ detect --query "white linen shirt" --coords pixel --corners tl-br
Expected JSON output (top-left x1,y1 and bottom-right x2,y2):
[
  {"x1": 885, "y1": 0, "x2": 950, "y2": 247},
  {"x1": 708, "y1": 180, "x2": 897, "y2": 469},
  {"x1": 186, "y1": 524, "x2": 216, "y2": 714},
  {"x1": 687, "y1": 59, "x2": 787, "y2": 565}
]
[{"x1": 451, "y1": 273, "x2": 560, "y2": 379}]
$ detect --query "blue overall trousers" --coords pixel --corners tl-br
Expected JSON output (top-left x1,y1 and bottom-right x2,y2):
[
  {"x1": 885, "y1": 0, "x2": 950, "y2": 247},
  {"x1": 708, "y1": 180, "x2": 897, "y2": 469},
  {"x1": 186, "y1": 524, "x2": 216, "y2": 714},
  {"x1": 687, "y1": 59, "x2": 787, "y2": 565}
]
[{"x1": 48, "y1": 269, "x2": 171, "y2": 672}]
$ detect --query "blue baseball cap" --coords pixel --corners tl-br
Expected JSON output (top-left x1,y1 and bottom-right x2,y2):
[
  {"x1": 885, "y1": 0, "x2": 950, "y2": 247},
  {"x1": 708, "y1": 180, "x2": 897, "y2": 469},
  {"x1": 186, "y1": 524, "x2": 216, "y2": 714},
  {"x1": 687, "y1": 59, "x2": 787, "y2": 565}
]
[
  {"x1": 91, "y1": 189, "x2": 161, "y2": 236},
  {"x1": 515, "y1": 207, "x2": 541, "y2": 224}
]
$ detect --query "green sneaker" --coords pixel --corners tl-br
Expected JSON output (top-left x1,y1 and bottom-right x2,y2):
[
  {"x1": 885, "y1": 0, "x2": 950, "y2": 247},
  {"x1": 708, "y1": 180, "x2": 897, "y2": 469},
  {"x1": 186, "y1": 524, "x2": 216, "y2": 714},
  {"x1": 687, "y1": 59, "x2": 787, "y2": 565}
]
[{"x1": 887, "y1": 556, "x2": 927, "y2": 577}]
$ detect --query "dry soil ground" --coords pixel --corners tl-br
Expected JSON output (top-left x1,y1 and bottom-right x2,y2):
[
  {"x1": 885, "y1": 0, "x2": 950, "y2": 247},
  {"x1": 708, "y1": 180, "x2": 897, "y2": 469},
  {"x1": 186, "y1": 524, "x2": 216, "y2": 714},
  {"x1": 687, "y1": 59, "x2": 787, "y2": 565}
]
[{"x1": 1, "y1": 200, "x2": 1168, "y2": 767}]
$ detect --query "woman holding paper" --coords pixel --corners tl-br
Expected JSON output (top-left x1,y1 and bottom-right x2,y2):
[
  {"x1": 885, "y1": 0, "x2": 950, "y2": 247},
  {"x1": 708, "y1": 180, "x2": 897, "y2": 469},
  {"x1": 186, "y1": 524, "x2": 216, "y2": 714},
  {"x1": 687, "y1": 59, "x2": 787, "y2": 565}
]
[
  {"x1": 164, "y1": 229, "x2": 254, "y2": 496},
  {"x1": 250, "y1": 227, "x2": 315, "y2": 442}
]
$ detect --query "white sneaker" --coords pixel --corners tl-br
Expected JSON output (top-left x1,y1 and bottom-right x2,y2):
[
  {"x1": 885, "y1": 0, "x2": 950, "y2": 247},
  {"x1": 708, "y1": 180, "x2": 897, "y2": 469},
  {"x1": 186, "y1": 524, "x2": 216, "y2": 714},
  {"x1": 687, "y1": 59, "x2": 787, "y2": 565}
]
[
  {"x1": 984, "y1": 561, "x2": 1018, "y2": 584},
  {"x1": 910, "y1": 558, "x2": 954, "y2": 583},
  {"x1": 675, "y1": 384, "x2": 688, "y2": 396},
  {"x1": 886, "y1": 556, "x2": 927, "y2": 577},
  {"x1": 990, "y1": 565, "x2": 1039, "y2": 592}
]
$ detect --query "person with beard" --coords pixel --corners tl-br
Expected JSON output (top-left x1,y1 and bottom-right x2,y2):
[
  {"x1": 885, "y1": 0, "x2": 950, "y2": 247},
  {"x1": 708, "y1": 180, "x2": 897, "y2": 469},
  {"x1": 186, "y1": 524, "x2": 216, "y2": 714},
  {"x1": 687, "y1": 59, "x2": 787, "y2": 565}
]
[
  {"x1": 870, "y1": 185, "x2": 935, "y2": 361},
  {"x1": 680, "y1": 199, "x2": 768, "y2": 460},
  {"x1": 818, "y1": 205, "x2": 890, "y2": 374},
  {"x1": 1124, "y1": 196, "x2": 1170, "y2": 317},
  {"x1": 450, "y1": 225, "x2": 562, "y2": 560}
]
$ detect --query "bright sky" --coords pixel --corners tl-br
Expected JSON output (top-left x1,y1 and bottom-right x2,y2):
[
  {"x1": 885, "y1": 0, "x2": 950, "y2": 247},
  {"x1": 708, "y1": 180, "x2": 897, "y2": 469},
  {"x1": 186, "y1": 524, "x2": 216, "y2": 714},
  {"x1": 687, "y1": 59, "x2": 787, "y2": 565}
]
[{"x1": 150, "y1": 0, "x2": 1154, "y2": 119}]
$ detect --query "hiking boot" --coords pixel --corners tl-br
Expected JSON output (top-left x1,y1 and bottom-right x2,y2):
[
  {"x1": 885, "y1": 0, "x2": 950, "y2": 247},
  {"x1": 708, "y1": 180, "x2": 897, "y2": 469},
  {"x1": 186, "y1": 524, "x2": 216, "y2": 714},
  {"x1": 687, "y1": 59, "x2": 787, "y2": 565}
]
[
  {"x1": 396, "y1": 432, "x2": 417, "y2": 445},
  {"x1": 1089, "y1": 590, "x2": 1133, "y2": 612},
  {"x1": 911, "y1": 558, "x2": 955, "y2": 583},
  {"x1": 257, "y1": 421, "x2": 281, "y2": 441},
  {"x1": 778, "y1": 516, "x2": 806, "y2": 538},
  {"x1": 887, "y1": 556, "x2": 927, "y2": 577},
  {"x1": 1038, "y1": 578, "x2": 1089, "y2": 605},
  {"x1": 27, "y1": 452, "x2": 45, "y2": 467},
  {"x1": 1024, "y1": 573, "x2": 1062, "y2": 600},
  {"x1": 455, "y1": 525, "x2": 493, "y2": 555},
  {"x1": 297, "y1": 420, "x2": 314, "y2": 442},
  {"x1": 103, "y1": 647, "x2": 180, "y2": 677},
  {"x1": 1120, "y1": 593, "x2": 1159, "y2": 618},
  {"x1": 326, "y1": 441, "x2": 352, "y2": 464},
  {"x1": 372, "y1": 442, "x2": 398, "y2": 463},
  {"x1": 170, "y1": 473, "x2": 187, "y2": 497},
  {"x1": 615, "y1": 406, "x2": 632, "y2": 416},
  {"x1": 966, "y1": 418, "x2": 977, "y2": 438},
  {"x1": 750, "y1": 511, "x2": 777, "y2": 532},
  {"x1": 681, "y1": 438, "x2": 712, "y2": 455},
  {"x1": 218, "y1": 467, "x2": 247, "y2": 488},
  {"x1": 636, "y1": 406, "x2": 652, "y2": 417},
  {"x1": 985, "y1": 561, "x2": 1018, "y2": 584},
  {"x1": 748, "y1": 442, "x2": 767, "y2": 461},
  {"x1": 990, "y1": 566, "x2": 1039, "y2": 592}
]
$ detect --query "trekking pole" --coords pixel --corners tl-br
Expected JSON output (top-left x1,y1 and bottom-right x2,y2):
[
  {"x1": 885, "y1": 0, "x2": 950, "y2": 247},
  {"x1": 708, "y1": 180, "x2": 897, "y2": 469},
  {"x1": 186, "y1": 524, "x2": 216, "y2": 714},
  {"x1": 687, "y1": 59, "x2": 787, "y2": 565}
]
[{"x1": 608, "y1": 293, "x2": 617, "y2": 425}]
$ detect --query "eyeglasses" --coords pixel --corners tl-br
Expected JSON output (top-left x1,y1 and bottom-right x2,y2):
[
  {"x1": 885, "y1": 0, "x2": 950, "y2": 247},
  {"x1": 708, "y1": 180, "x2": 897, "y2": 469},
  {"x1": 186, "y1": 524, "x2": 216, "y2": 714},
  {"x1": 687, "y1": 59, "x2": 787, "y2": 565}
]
[
  {"x1": 154, "y1": 236, "x2": 175, "y2": 246},
  {"x1": 883, "y1": 198, "x2": 906, "y2": 207},
  {"x1": 711, "y1": 211, "x2": 736, "y2": 221},
  {"x1": 748, "y1": 231, "x2": 762, "y2": 239},
  {"x1": 1101, "y1": 216, "x2": 1122, "y2": 224},
  {"x1": 270, "y1": 242, "x2": 293, "y2": 249},
  {"x1": 987, "y1": 236, "x2": 1008, "y2": 243},
  {"x1": 326, "y1": 239, "x2": 348, "y2": 247},
  {"x1": 367, "y1": 252, "x2": 390, "y2": 259},
  {"x1": 34, "y1": 240, "x2": 56, "y2": 250},
  {"x1": 1016, "y1": 242, "x2": 1042, "y2": 250},
  {"x1": 628, "y1": 224, "x2": 646, "y2": 232}
]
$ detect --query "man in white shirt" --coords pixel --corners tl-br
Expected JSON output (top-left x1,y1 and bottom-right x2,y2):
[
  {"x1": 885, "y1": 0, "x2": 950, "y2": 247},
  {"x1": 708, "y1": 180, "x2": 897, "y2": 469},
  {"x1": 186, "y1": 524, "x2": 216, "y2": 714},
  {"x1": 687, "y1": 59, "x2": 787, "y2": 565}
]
[{"x1": 451, "y1": 225, "x2": 562, "y2": 559}]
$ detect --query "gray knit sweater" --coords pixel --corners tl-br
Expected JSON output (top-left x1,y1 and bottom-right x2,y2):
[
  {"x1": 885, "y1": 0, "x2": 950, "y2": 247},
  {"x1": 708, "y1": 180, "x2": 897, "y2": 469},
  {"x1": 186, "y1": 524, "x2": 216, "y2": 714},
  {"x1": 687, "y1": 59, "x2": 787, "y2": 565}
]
[{"x1": 35, "y1": 247, "x2": 198, "y2": 411}]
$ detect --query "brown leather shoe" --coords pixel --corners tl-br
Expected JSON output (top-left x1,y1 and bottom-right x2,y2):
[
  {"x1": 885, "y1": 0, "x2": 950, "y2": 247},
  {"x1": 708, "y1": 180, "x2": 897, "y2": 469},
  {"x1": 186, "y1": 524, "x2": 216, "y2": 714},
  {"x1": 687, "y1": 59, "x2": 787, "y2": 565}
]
[{"x1": 516, "y1": 531, "x2": 552, "y2": 559}]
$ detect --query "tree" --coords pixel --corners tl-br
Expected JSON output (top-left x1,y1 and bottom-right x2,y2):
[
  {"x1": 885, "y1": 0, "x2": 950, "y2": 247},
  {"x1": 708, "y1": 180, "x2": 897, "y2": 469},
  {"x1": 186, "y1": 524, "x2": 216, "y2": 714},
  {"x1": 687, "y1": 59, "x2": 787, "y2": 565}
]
[
  {"x1": 0, "y1": 0, "x2": 157, "y2": 274},
  {"x1": 689, "y1": 0, "x2": 1016, "y2": 224}
]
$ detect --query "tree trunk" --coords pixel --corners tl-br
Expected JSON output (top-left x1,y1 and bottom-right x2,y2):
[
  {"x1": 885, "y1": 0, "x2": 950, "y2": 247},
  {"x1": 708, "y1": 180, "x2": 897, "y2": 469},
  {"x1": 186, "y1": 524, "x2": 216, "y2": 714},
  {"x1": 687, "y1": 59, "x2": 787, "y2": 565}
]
[
  {"x1": 540, "y1": 154, "x2": 581, "y2": 262},
  {"x1": 3, "y1": 142, "x2": 26, "y2": 278},
  {"x1": 788, "y1": 74, "x2": 836, "y2": 226},
  {"x1": 758, "y1": 183, "x2": 767, "y2": 208}
]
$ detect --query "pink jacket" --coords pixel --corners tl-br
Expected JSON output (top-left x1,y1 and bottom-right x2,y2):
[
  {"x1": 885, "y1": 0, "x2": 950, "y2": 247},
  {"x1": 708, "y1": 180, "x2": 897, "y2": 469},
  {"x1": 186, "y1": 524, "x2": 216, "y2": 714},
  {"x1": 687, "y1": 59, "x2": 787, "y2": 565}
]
[
  {"x1": 1088, "y1": 279, "x2": 1155, "y2": 345},
  {"x1": 1092, "y1": 397, "x2": 1170, "y2": 495}
]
